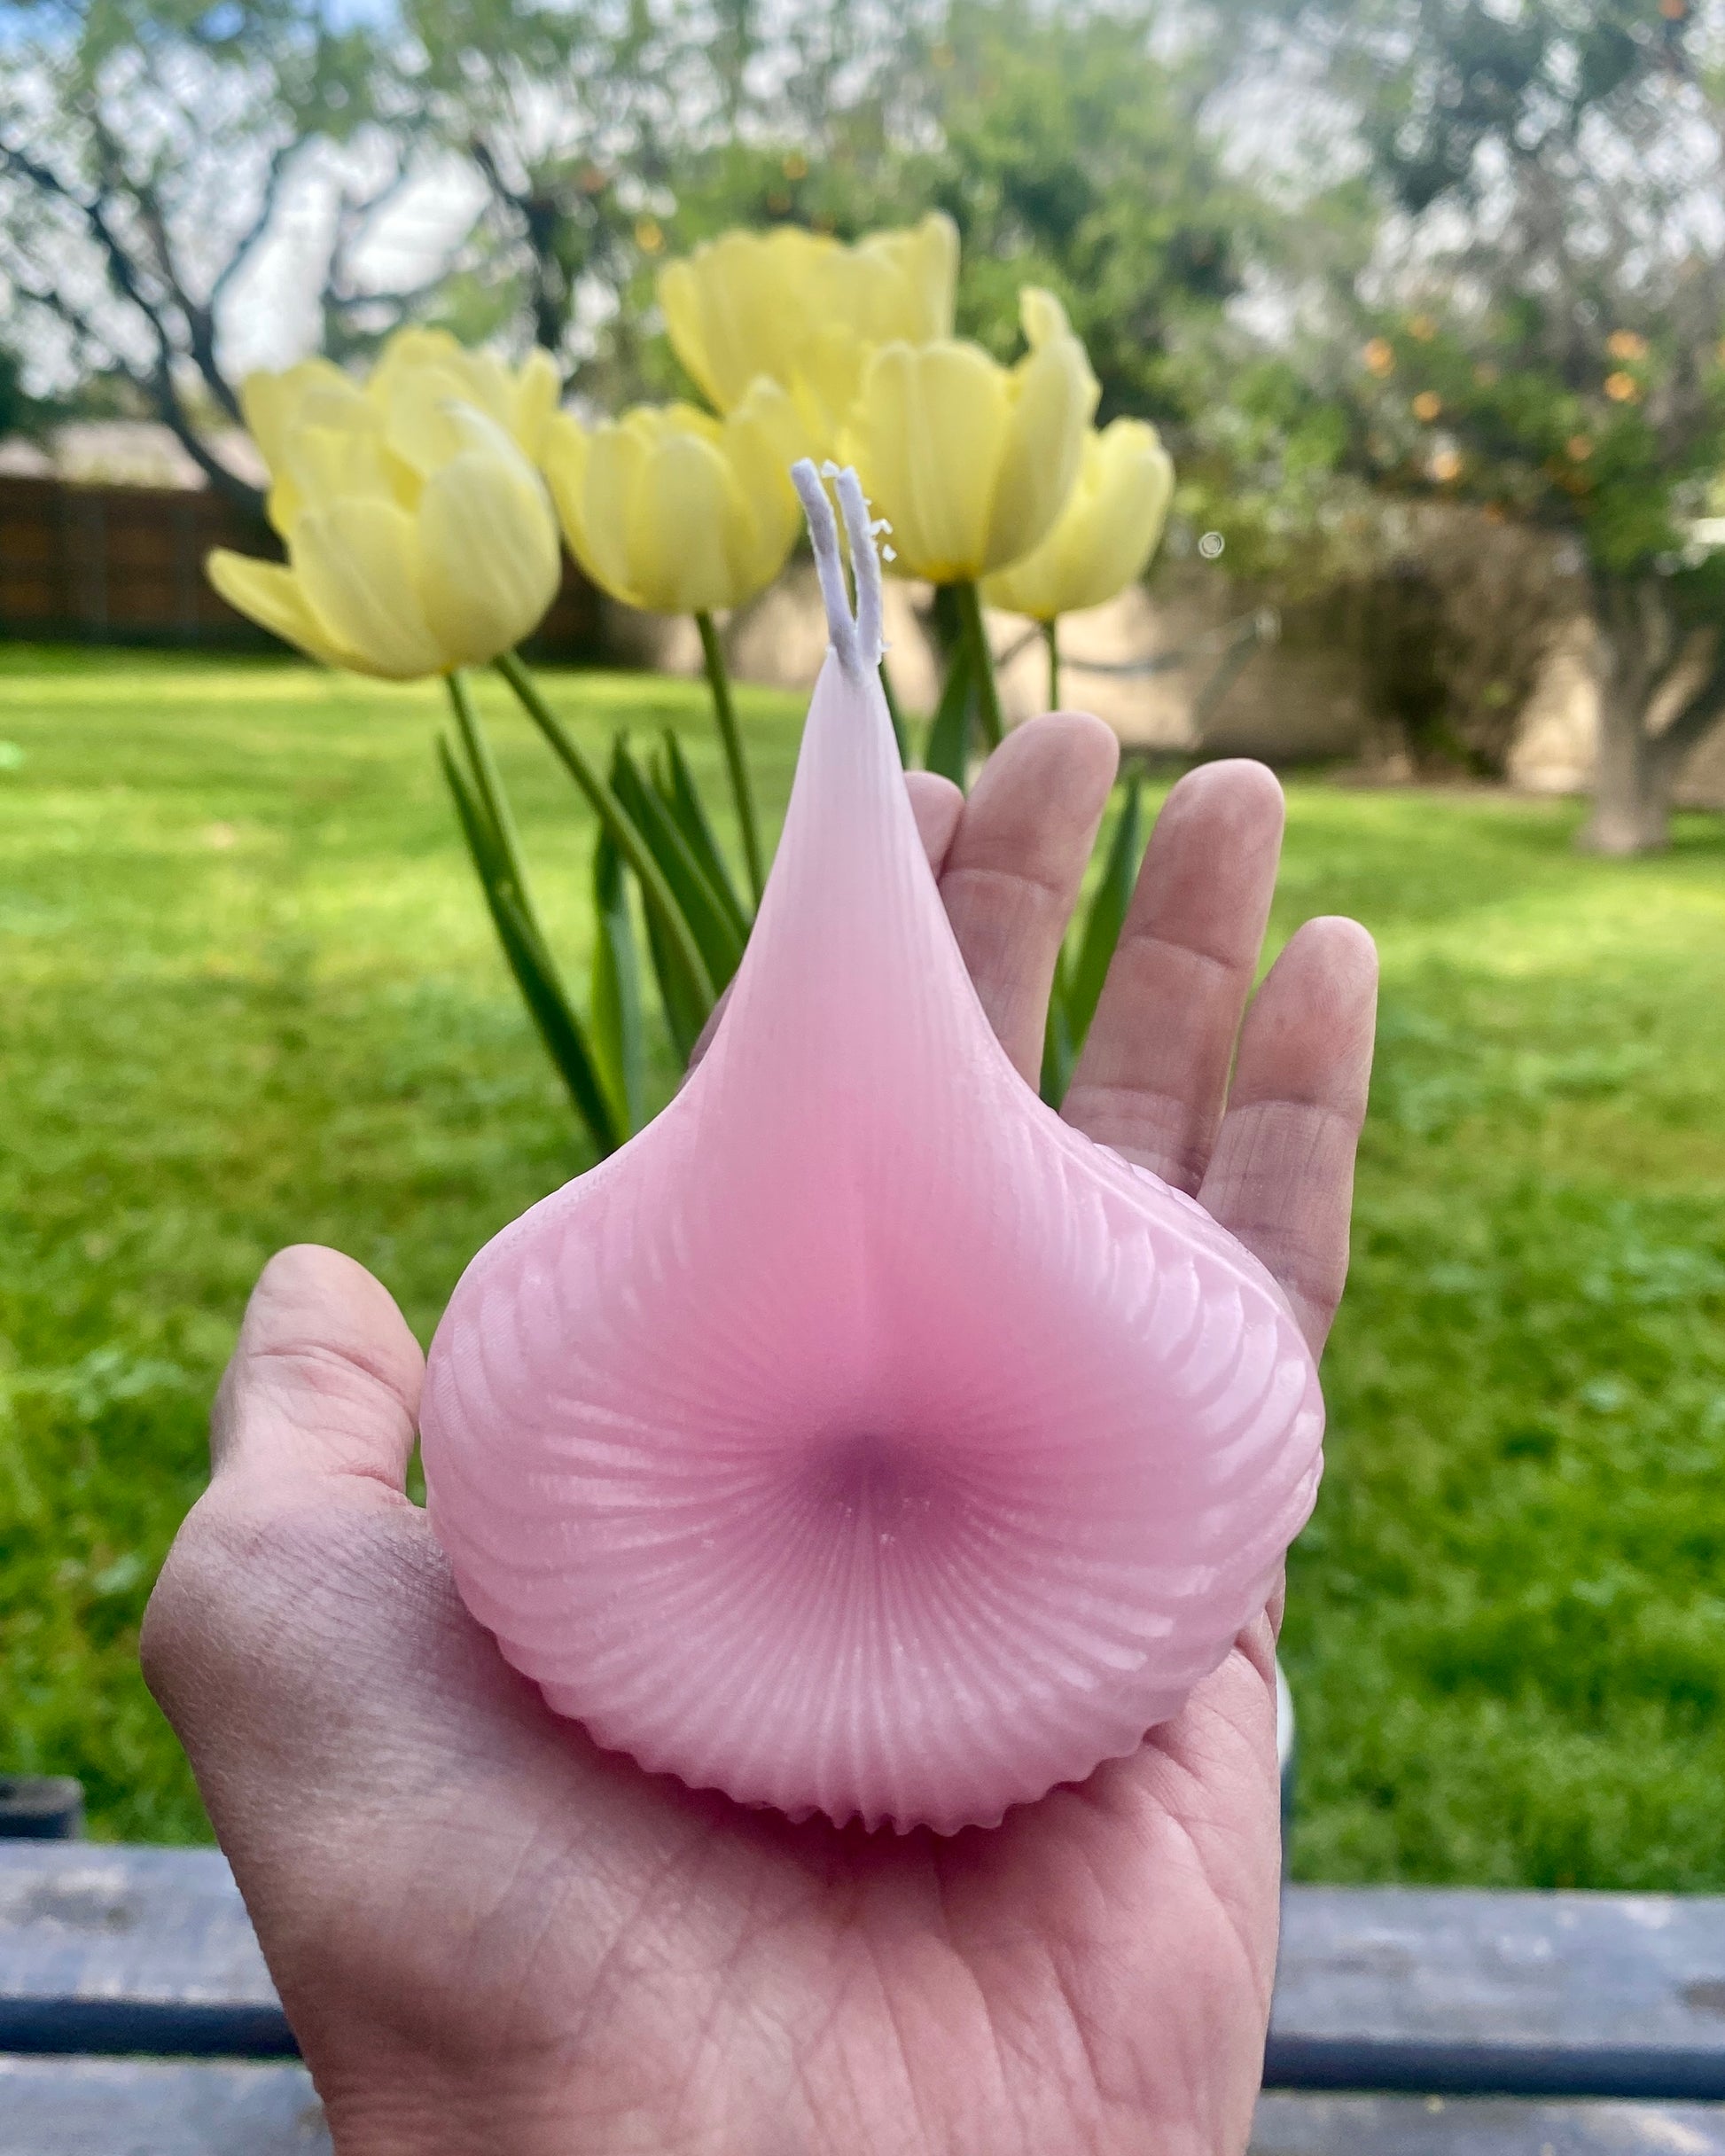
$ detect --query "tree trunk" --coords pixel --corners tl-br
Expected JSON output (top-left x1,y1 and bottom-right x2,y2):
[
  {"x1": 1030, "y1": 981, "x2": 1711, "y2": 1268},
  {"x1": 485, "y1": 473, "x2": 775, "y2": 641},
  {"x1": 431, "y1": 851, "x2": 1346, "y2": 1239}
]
[
  {"x1": 1576, "y1": 573, "x2": 1721, "y2": 855},
  {"x1": 1579, "y1": 685, "x2": 1682, "y2": 854}
]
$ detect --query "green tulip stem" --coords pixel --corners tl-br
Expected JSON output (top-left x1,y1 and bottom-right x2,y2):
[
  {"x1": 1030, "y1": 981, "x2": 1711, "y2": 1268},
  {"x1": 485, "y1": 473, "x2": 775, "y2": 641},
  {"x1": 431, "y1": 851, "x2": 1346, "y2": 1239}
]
[
  {"x1": 694, "y1": 611, "x2": 763, "y2": 906},
  {"x1": 447, "y1": 670, "x2": 526, "y2": 875},
  {"x1": 494, "y1": 649, "x2": 714, "y2": 1006},
  {"x1": 953, "y1": 581, "x2": 1003, "y2": 751},
  {"x1": 1044, "y1": 618, "x2": 1061, "y2": 712}
]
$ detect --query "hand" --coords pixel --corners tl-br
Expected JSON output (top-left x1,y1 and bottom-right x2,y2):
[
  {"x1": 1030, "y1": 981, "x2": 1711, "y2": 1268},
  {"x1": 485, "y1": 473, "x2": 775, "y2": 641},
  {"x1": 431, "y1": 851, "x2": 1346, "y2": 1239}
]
[{"x1": 144, "y1": 720, "x2": 1377, "y2": 2156}]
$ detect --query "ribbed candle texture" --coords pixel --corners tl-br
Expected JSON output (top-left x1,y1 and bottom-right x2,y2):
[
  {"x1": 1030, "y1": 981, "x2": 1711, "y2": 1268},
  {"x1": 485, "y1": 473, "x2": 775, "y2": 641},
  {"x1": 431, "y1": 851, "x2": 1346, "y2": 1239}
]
[{"x1": 420, "y1": 462, "x2": 1323, "y2": 1834}]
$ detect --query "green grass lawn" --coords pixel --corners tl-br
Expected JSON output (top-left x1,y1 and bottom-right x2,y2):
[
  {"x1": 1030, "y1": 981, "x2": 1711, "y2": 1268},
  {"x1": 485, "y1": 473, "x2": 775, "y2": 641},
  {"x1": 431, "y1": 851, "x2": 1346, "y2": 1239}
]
[{"x1": 1, "y1": 644, "x2": 1721, "y2": 1886}]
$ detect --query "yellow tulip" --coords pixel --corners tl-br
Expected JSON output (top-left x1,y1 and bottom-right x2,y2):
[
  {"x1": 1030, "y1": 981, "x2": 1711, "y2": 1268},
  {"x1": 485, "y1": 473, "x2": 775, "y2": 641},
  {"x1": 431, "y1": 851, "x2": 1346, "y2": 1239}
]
[
  {"x1": 840, "y1": 288, "x2": 1099, "y2": 584},
  {"x1": 208, "y1": 332, "x2": 563, "y2": 679},
  {"x1": 659, "y1": 214, "x2": 957, "y2": 449},
  {"x1": 542, "y1": 379, "x2": 806, "y2": 614},
  {"x1": 370, "y1": 328, "x2": 562, "y2": 459},
  {"x1": 981, "y1": 418, "x2": 1175, "y2": 621}
]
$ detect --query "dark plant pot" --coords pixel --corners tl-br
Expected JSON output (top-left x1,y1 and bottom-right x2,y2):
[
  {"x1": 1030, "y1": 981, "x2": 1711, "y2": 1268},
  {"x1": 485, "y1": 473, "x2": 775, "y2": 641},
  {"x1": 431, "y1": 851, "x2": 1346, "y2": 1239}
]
[{"x1": 0, "y1": 1777, "x2": 84, "y2": 1840}]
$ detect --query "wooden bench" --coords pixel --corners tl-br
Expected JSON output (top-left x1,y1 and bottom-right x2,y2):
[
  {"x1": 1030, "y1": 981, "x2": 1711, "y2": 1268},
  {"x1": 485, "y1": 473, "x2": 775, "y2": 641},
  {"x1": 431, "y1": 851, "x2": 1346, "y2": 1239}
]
[{"x1": 2, "y1": 1844, "x2": 1722, "y2": 2152}]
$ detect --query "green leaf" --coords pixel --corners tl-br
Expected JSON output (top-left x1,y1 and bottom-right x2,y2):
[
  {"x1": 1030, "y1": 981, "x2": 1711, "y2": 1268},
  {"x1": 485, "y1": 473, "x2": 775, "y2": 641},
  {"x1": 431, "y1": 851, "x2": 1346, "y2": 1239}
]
[
  {"x1": 610, "y1": 739, "x2": 747, "y2": 992},
  {"x1": 439, "y1": 735, "x2": 621, "y2": 1157},
  {"x1": 657, "y1": 732, "x2": 750, "y2": 941},
  {"x1": 878, "y1": 657, "x2": 909, "y2": 768},
  {"x1": 591, "y1": 828, "x2": 645, "y2": 1137},
  {"x1": 494, "y1": 650, "x2": 714, "y2": 1013},
  {"x1": 607, "y1": 741, "x2": 717, "y2": 1065},
  {"x1": 1041, "y1": 949, "x2": 1078, "y2": 1108},
  {"x1": 924, "y1": 641, "x2": 973, "y2": 789},
  {"x1": 695, "y1": 609, "x2": 764, "y2": 903},
  {"x1": 1066, "y1": 774, "x2": 1144, "y2": 1052},
  {"x1": 640, "y1": 905, "x2": 709, "y2": 1065}
]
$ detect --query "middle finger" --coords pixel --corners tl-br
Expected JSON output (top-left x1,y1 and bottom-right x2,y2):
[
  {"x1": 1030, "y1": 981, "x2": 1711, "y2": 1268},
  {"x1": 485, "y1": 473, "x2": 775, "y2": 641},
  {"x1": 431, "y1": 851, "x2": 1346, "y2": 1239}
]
[{"x1": 1062, "y1": 759, "x2": 1284, "y2": 1192}]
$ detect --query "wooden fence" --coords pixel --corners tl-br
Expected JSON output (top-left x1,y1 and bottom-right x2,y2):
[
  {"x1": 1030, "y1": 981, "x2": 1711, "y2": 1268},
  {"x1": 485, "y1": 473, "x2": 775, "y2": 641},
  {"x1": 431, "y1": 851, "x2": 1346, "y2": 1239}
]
[{"x1": 0, "y1": 474, "x2": 600, "y2": 658}]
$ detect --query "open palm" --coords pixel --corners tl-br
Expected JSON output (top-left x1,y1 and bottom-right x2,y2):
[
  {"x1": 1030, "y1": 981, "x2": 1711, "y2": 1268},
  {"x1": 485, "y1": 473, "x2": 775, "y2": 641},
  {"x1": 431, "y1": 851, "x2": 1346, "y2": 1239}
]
[{"x1": 144, "y1": 718, "x2": 1377, "y2": 2156}]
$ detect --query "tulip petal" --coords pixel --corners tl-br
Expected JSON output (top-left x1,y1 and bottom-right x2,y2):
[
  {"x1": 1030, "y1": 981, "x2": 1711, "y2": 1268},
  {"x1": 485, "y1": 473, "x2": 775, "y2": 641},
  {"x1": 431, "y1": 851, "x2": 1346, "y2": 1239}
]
[
  {"x1": 368, "y1": 329, "x2": 472, "y2": 420},
  {"x1": 279, "y1": 416, "x2": 394, "y2": 523},
  {"x1": 381, "y1": 365, "x2": 483, "y2": 478},
  {"x1": 657, "y1": 256, "x2": 725, "y2": 410},
  {"x1": 660, "y1": 230, "x2": 827, "y2": 413},
  {"x1": 1019, "y1": 285, "x2": 1076, "y2": 352},
  {"x1": 241, "y1": 362, "x2": 371, "y2": 534},
  {"x1": 852, "y1": 211, "x2": 958, "y2": 342},
  {"x1": 628, "y1": 430, "x2": 753, "y2": 614},
  {"x1": 418, "y1": 422, "x2": 563, "y2": 665},
  {"x1": 370, "y1": 329, "x2": 550, "y2": 459},
  {"x1": 789, "y1": 328, "x2": 870, "y2": 457},
  {"x1": 239, "y1": 359, "x2": 358, "y2": 473},
  {"x1": 906, "y1": 211, "x2": 961, "y2": 337},
  {"x1": 985, "y1": 328, "x2": 1099, "y2": 573},
  {"x1": 984, "y1": 418, "x2": 1175, "y2": 620},
  {"x1": 292, "y1": 498, "x2": 445, "y2": 679},
  {"x1": 1059, "y1": 420, "x2": 1174, "y2": 608},
  {"x1": 206, "y1": 548, "x2": 362, "y2": 670},
  {"x1": 512, "y1": 348, "x2": 562, "y2": 459},
  {"x1": 545, "y1": 415, "x2": 651, "y2": 609},
  {"x1": 660, "y1": 218, "x2": 954, "y2": 437},
  {"x1": 846, "y1": 341, "x2": 1007, "y2": 582},
  {"x1": 550, "y1": 394, "x2": 801, "y2": 614},
  {"x1": 722, "y1": 380, "x2": 808, "y2": 590}
]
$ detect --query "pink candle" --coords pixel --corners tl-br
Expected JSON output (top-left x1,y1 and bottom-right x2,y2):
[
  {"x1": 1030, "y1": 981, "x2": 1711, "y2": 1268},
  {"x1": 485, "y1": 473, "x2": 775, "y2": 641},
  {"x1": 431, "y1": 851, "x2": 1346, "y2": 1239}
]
[{"x1": 421, "y1": 464, "x2": 1322, "y2": 1833}]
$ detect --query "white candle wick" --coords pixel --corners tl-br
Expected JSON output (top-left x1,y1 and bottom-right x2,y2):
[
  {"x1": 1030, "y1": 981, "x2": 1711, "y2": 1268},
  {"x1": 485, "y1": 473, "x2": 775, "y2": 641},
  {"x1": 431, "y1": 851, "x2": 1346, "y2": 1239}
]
[{"x1": 791, "y1": 457, "x2": 884, "y2": 681}]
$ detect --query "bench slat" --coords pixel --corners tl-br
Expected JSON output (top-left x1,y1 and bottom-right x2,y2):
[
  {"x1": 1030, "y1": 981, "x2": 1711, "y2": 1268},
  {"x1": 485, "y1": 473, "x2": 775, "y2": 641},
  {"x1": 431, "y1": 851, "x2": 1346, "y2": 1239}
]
[
  {"x1": 0, "y1": 2058, "x2": 328, "y2": 2153},
  {"x1": 3, "y1": 1847, "x2": 1724, "y2": 2103},
  {"x1": 1269, "y1": 1886, "x2": 1725, "y2": 2099},
  {"x1": 1, "y1": 2064, "x2": 1721, "y2": 2155},
  {"x1": 1252, "y1": 2092, "x2": 1725, "y2": 2152},
  {"x1": 0, "y1": 1846, "x2": 289, "y2": 2058}
]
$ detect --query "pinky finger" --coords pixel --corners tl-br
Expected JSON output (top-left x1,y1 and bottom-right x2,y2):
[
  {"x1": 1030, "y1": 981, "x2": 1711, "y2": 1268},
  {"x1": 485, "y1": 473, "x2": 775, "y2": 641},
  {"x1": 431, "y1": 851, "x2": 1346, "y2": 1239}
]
[{"x1": 1197, "y1": 917, "x2": 1378, "y2": 1357}]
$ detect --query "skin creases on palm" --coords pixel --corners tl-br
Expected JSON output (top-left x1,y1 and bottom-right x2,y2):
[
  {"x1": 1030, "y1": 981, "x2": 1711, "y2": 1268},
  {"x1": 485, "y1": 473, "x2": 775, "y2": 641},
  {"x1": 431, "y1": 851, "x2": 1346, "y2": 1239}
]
[{"x1": 419, "y1": 465, "x2": 1323, "y2": 1835}]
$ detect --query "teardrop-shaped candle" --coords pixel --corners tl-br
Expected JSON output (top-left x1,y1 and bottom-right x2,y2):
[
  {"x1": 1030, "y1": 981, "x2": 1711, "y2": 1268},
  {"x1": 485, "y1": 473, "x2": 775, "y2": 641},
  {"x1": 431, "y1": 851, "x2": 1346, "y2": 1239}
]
[{"x1": 421, "y1": 464, "x2": 1323, "y2": 1834}]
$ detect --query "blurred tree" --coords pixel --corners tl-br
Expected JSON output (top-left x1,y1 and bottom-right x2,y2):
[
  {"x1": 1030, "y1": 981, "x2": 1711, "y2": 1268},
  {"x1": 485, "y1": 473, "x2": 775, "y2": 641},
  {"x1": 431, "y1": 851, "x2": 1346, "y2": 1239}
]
[
  {"x1": 0, "y1": 340, "x2": 35, "y2": 438},
  {"x1": 387, "y1": 3, "x2": 944, "y2": 403},
  {"x1": 646, "y1": 1, "x2": 1255, "y2": 435},
  {"x1": 1357, "y1": 506, "x2": 1576, "y2": 776},
  {"x1": 904, "y1": 0, "x2": 1254, "y2": 432},
  {"x1": 1242, "y1": 0, "x2": 1725, "y2": 850},
  {"x1": 0, "y1": 0, "x2": 435, "y2": 517},
  {"x1": 391, "y1": 0, "x2": 692, "y2": 399}
]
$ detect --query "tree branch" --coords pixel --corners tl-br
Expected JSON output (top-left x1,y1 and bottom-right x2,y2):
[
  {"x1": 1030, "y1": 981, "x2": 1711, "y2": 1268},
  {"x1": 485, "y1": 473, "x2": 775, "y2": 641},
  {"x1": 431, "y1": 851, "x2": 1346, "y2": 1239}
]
[
  {"x1": 316, "y1": 155, "x2": 448, "y2": 355},
  {"x1": 470, "y1": 133, "x2": 576, "y2": 359},
  {"x1": 0, "y1": 135, "x2": 264, "y2": 518},
  {"x1": 7, "y1": 270, "x2": 127, "y2": 379},
  {"x1": 145, "y1": 356, "x2": 268, "y2": 520},
  {"x1": 1658, "y1": 645, "x2": 1725, "y2": 768},
  {"x1": 86, "y1": 113, "x2": 246, "y2": 428},
  {"x1": 2, "y1": 137, "x2": 180, "y2": 382},
  {"x1": 210, "y1": 137, "x2": 303, "y2": 312},
  {"x1": 469, "y1": 134, "x2": 526, "y2": 215}
]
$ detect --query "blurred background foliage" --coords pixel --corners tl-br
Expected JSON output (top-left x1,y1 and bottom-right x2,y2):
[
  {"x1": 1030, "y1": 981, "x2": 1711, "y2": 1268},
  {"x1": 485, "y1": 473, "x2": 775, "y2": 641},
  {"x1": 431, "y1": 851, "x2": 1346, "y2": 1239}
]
[{"x1": 10, "y1": 0, "x2": 1725, "y2": 840}]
